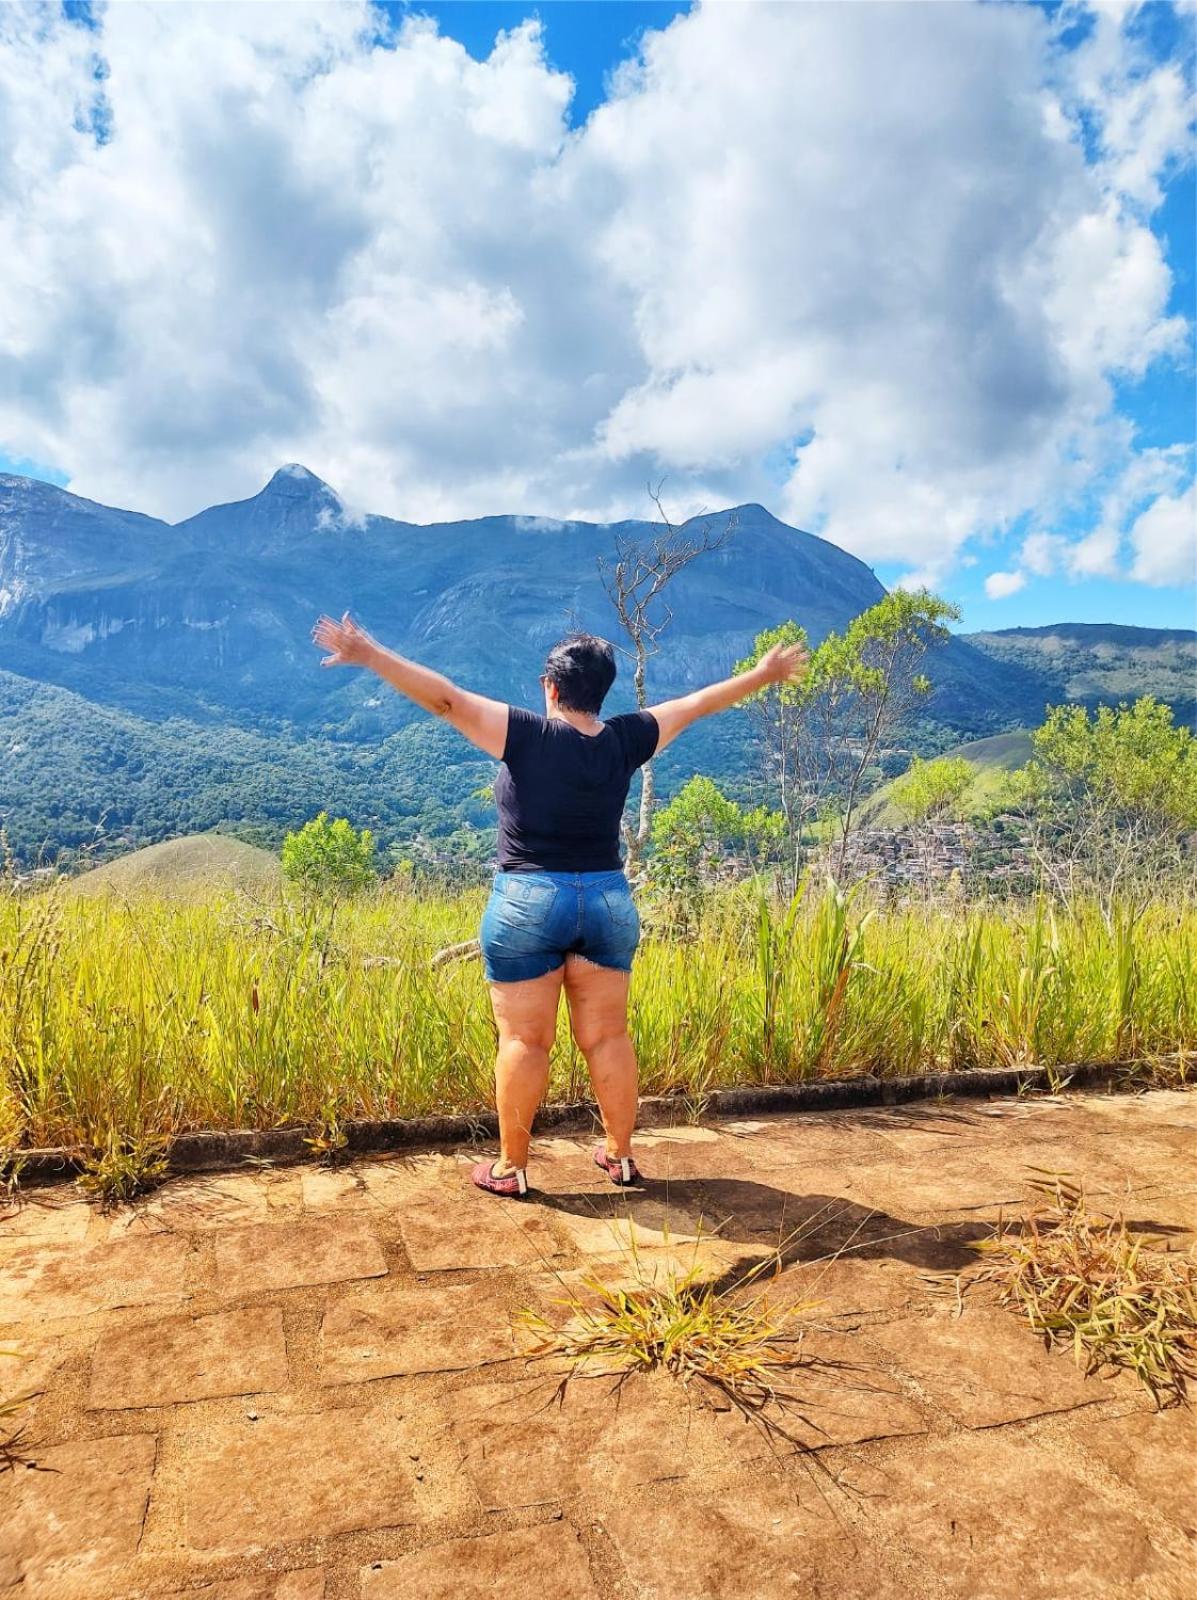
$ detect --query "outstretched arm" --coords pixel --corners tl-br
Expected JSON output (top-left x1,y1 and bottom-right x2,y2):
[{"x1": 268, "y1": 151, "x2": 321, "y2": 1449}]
[
  {"x1": 647, "y1": 640, "x2": 809, "y2": 753},
  {"x1": 311, "y1": 612, "x2": 508, "y2": 760}
]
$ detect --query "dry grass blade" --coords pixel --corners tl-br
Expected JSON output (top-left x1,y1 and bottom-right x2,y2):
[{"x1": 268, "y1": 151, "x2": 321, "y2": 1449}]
[{"x1": 971, "y1": 1170, "x2": 1197, "y2": 1408}]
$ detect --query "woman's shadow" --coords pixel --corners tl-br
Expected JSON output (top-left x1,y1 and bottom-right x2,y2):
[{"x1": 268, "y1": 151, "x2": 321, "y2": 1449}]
[{"x1": 539, "y1": 1175, "x2": 992, "y2": 1277}]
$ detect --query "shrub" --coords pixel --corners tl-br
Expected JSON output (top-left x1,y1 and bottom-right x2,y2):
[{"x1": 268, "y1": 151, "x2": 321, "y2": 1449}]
[{"x1": 282, "y1": 811, "x2": 377, "y2": 898}]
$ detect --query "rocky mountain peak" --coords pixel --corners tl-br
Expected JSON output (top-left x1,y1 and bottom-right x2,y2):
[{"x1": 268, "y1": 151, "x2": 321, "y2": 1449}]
[{"x1": 261, "y1": 464, "x2": 332, "y2": 497}]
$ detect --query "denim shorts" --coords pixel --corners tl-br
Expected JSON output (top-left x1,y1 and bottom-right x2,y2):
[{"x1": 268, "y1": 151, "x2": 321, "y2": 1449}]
[{"x1": 479, "y1": 869, "x2": 641, "y2": 983}]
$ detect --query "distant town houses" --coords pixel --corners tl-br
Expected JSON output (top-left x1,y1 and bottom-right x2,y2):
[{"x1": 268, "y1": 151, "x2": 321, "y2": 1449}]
[{"x1": 816, "y1": 818, "x2": 1036, "y2": 894}]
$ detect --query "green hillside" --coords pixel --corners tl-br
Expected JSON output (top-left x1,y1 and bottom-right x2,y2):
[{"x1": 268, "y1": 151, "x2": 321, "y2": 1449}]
[
  {"x1": 863, "y1": 730, "x2": 1034, "y2": 826},
  {"x1": 0, "y1": 665, "x2": 734, "y2": 871},
  {"x1": 0, "y1": 666, "x2": 496, "y2": 871}
]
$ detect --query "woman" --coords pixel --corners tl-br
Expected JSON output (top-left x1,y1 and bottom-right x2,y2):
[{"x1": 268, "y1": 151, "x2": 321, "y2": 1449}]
[{"x1": 310, "y1": 611, "x2": 808, "y2": 1197}]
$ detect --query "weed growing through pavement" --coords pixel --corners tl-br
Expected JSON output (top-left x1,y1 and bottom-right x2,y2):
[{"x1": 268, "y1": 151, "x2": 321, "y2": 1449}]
[
  {"x1": 516, "y1": 1236, "x2": 826, "y2": 1441},
  {"x1": 0, "y1": 1348, "x2": 40, "y2": 1473},
  {"x1": 1114, "y1": 1051, "x2": 1195, "y2": 1093},
  {"x1": 303, "y1": 1103, "x2": 351, "y2": 1165},
  {"x1": 0, "y1": 1148, "x2": 26, "y2": 1200},
  {"x1": 971, "y1": 1169, "x2": 1197, "y2": 1408},
  {"x1": 512, "y1": 1194, "x2": 910, "y2": 1449},
  {"x1": 75, "y1": 1126, "x2": 170, "y2": 1209}
]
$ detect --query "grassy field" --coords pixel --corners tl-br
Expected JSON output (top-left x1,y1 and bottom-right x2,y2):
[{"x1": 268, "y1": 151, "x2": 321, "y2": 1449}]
[{"x1": 1, "y1": 876, "x2": 1194, "y2": 1155}]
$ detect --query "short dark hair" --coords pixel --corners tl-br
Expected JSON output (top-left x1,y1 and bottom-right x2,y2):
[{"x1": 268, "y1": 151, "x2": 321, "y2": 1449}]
[{"x1": 542, "y1": 633, "x2": 616, "y2": 715}]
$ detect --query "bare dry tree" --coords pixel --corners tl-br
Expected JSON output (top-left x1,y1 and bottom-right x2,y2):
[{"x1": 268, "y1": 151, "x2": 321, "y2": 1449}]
[{"x1": 598, "y1": 484, "x2": 736, "y2": 880}]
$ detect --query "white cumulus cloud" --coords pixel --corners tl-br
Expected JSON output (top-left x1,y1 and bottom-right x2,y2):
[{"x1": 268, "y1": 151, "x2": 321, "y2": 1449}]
[
  {"x1": 1129, "y1": 482, "x2": 1197, "y2": 585},
  {"x1": 0, "y1": 0, "x2": 1191, "y2": 607},
  {"x1": 985, "y1": 570, "x2": 1029, "y2": 600},
  {"x1": 1020, "y1": 531, "x2": 1069, "y2": 577},
  {"x1": 995, "y1": 447, "x2": 1194, "y2": 593}
]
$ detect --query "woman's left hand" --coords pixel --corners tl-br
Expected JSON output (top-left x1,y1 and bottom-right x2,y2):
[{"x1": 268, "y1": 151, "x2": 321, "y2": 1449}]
[
  {"x1": 756, "y1": 640, "x2": 809, "y2": 686},
  {"x1": 311, "y1": 610, "x2": 377, "y2": 667}
]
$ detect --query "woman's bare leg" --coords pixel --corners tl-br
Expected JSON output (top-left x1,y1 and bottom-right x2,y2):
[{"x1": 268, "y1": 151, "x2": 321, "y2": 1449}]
[
  {"x1": 563, "y1": 955, "x2": 637, "y2": 1159},
  {"x1": 487, "y1": 966, "x2": 565, "y2": 1172}
]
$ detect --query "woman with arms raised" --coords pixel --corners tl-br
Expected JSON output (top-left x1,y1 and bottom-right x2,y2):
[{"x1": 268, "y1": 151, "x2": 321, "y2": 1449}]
[{"x1": 310, "y1": 614, "x2": 808, "y2": 1196}]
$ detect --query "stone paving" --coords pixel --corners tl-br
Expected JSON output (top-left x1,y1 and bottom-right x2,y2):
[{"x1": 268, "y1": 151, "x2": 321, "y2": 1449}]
[{"x1": 1, "y1": 1088, "x2": 1195, "y2": 1600}]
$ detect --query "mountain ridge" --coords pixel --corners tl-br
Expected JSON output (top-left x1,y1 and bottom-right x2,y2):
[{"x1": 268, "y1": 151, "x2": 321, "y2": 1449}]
[
  {"x1": 1, "y1": 467, "x2": 1192, "y2": 868},
  {"x1": 1, "y1": 467, "x2": 897, "y2": 726},
  {"x1": 977, "y1": 621, "x2": 1196, "y2": 645},
  {"x1": 2, "y1": 465, "x2": 1190, "y2": 735}
]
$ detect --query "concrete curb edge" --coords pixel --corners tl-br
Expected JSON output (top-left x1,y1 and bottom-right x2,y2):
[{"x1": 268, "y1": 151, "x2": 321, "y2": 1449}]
[{"x1": 3, "y1": 1055, "x2": 1164, "y2": 1189}]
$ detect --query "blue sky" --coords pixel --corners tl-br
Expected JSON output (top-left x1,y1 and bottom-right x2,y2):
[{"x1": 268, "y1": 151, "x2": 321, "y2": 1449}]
[
  {"x1": 1, "y1": 0, "x2": 1193, "y2": 634},
  {"x1": 386, "y1": 2, "x2": 692, "y2": 122}
]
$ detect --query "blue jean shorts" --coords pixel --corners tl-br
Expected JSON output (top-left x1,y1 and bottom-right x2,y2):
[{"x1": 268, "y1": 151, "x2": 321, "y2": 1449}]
[{"x1": 479, "y1": 869, "x2": 641, "y2": 983}]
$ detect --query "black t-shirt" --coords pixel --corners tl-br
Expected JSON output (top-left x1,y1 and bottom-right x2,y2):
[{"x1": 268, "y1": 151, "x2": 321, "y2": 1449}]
[{"x1": 494, "y1": 705, "x2": 660, "y2": 872}]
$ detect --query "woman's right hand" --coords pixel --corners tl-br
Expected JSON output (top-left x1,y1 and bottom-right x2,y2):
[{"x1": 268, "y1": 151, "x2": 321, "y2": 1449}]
[{"x1": 311, "y1": 611, "x2": 378, "y2": 668}]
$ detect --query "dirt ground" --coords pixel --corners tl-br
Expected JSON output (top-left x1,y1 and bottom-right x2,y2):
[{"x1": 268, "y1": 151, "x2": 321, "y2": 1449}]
[{"x1": 2, "y1": 1087, "x2": 1195, "y2": 1600}]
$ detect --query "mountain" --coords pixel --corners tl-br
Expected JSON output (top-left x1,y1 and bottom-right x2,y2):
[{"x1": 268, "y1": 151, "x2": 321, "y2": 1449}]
[
  {"x1": 965, "y1": 624, "x2": 1196, "y2": 726},
  {"x1": 1, "y1": 467, "x2": 1192, "y2": 868},
  {"x1": 1, "y1": 467, "x2": 897, "y2": 733},
  {"x1": 0, "y1": 465, "x2": 1058, "y2": 732}
]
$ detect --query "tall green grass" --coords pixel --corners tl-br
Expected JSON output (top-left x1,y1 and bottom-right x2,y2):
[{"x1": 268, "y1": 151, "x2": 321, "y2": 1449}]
[{"x1": 1, "y1": 879, "x2": 1193, "y2": 1151}]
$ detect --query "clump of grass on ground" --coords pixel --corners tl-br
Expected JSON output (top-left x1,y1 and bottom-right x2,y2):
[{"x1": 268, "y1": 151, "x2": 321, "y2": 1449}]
[
  {"x1": 75, "y1": 1127, "x2": 170, "y2": 1209},
  {"x1": 516, "y1": 1241, "x2": 828, "y2": 1437},
  {"x1": 0, "y1": 1349, "x2": 39, "y2": 1473},
  {"x1": 303, "y1": 1119, "x2": 351, "y2": 1165},
  {"x1": 1114, "y1": 1052, "x2": 1196, "y2": 1092},
  {"x1": 972, "y1": 1171, "x2": 1197, "y2": 1408}
]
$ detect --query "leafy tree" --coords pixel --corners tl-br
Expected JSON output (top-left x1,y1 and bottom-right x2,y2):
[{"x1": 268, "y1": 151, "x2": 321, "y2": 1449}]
[
  {"x1": 814, "y1": 591, "x2": 960, "y2": 872},
  {"x1": 1006, "y1": 697, "x2": 1197, "y2": 910},
  {"x1": 650, "y1": 775, "x2": 784, "y2": 897},
  {"x1": 738, "y1": 592, "x2": 959, "y2": 885},
  {"x1": 1033, "y1": 697, "x2": 1196, "y2": 830},
  {"x1": 890, "y1": 755, "x2": 973, "y2": 825},
  {"x1": 282, "y1": 811, "x2": 377, "y2": 898}
]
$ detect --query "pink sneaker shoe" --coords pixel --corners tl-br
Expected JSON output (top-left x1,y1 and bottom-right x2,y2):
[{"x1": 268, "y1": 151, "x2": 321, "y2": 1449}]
[
  {"x1": 593, "y1": 1146, "x2": 642, "y2": 1186},
  {"x1": 471, "y1": 1160, "x2": 529, "y2": 1198}
]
